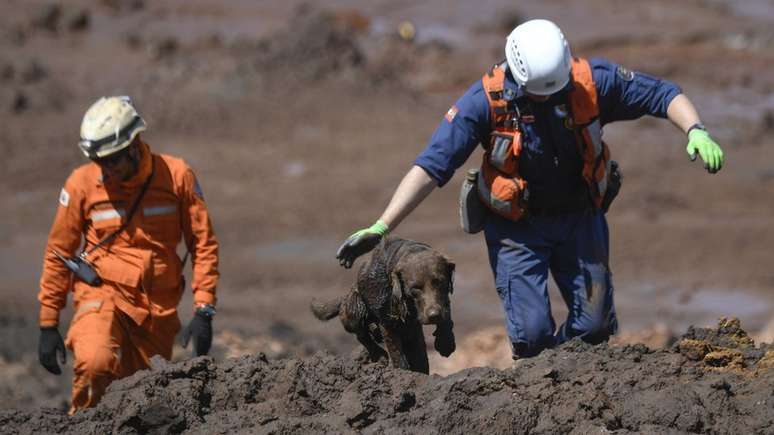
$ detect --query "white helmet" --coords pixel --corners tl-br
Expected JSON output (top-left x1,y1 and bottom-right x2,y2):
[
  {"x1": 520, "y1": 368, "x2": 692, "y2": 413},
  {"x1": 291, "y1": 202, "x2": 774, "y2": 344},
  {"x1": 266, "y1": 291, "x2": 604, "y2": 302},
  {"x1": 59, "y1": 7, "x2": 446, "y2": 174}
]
[
  {"x1": 505, "y1": 19, "x2": 572, "y2": 96},
  {"x1": 78, "y1": 96, "x2": 146, "y2": 159}
]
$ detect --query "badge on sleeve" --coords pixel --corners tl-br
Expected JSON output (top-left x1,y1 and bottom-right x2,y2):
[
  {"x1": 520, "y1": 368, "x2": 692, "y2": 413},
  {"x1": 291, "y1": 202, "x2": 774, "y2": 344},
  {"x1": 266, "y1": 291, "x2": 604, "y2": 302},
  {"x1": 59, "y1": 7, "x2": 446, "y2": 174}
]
[
  {"x1": 59, "y1": 188, "x2": 70, "y2": 207},
  {"x1": 193, "y1": 178, "x2": 205, "y2": 200},
  {"x1": 616, "y1": 65, "x2": 635, "y2": 81},
  {"x1": 444, "y1": 105, "x2": 459, "y2": 123}
]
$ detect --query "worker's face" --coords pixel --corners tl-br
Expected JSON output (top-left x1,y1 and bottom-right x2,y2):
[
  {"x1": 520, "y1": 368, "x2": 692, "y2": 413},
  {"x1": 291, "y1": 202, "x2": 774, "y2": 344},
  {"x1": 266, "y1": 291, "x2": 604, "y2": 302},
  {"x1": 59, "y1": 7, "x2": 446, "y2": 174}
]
[
  {"x1": 94, "y1": 139, "x2": 141, "y2": 182},
  {"x1": 525, "y1": 92, "x2": 550, "y2": 102}
]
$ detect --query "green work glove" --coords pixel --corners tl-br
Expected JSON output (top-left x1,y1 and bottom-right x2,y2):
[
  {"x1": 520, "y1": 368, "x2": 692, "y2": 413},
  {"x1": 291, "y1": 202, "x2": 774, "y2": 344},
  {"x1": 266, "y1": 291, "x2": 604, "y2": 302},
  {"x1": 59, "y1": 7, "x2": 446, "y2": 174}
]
[
  {"x1": 686, "y1": 128, "x2": 724, "y2": 174},
  {"x1": 336, "y1": 220, "x2": 389, "y2": 269}
]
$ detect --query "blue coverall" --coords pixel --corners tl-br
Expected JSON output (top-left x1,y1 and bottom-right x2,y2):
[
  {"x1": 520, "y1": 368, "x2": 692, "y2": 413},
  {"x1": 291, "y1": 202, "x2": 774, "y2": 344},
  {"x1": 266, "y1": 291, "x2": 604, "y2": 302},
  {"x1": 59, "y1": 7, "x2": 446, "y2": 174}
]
[{"x1": 415, "y1": 58, "x2": 681, "y2": 358}]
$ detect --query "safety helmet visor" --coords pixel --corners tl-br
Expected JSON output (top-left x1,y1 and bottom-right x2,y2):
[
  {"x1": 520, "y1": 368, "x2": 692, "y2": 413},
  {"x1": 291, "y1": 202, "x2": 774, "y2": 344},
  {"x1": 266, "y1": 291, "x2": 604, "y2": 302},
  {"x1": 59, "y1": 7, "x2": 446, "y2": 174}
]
[{"x1": 522, "y1": 70, "x2": 570, "y2": 96}]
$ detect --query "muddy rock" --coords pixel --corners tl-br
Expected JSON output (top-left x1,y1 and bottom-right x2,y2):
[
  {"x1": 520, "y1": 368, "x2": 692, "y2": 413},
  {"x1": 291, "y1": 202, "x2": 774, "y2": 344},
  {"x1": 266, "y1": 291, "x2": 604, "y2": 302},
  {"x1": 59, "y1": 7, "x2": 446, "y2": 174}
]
[
  {"x1": 11, "y1": 91, "x2": 28, "y2": 114},
  {"x1": 252, "y1": 7, "x2": 364, "y2": 82},
  {"x1": 2, "y1": 320, "x2": 772, "y2": 434},
  {"x1": 100, "y1": 0, "x2": 145, "y2": 14},
  {"x1": 20, "y1": 60, "x2": 48, "y2": 84},
  {"x1": 31, "y1": 4, "x2": 62, "y2": 33},
  {"x1": 67, "y1": 9, "x2": 90, "y2": 33}
]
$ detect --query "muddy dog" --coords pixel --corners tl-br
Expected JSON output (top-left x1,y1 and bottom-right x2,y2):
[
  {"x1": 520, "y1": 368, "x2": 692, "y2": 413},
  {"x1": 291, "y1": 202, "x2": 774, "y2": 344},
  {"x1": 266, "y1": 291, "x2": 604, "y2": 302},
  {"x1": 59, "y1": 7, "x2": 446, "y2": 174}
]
[{"x1": 311, "y1": 237, "x2": 455, "y2": 374}]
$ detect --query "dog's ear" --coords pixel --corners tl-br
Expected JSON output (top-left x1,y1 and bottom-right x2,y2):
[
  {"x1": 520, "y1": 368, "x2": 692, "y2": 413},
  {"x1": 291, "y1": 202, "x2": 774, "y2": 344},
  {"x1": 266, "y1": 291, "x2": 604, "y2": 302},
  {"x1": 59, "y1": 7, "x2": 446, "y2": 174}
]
[
  {"x1": 445, "y1": 258, "x2": 456, "y2": 294},
  {"x1": 391, "y1": 271, "x2": 404, "y2": 302},
  {"x1": 390, "y1": 271, "x2": 408, "y2": 321}
]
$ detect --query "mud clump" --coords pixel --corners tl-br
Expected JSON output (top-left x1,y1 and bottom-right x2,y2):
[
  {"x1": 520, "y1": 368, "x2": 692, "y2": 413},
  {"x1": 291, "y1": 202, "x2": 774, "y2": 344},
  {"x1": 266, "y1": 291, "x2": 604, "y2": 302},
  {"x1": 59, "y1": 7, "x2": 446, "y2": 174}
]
[
  {"x1": 1, "y1": 318, "x2": 772, "y2": 434},
  {"x1": 252, "y1": 7, "x2": 365, "y2": 82}
]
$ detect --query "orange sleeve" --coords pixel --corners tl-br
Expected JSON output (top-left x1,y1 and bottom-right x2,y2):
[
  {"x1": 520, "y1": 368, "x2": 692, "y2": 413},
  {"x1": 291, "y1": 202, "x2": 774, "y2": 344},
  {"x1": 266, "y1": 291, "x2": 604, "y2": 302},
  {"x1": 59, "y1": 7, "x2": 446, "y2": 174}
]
[
  {"x1": 38, "y1": 173, "x2": 85, "y2": 327},
  {"x1": 180, "y1": 166, "x2": 219, "y2": 307}
]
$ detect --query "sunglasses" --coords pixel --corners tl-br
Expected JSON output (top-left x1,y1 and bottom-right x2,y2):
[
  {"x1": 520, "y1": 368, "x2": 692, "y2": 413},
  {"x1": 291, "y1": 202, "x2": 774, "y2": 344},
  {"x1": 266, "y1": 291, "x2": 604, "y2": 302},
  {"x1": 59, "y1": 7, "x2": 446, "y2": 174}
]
[{"x1": 93, "y1": 147, "x2": 130, "y2": 168}]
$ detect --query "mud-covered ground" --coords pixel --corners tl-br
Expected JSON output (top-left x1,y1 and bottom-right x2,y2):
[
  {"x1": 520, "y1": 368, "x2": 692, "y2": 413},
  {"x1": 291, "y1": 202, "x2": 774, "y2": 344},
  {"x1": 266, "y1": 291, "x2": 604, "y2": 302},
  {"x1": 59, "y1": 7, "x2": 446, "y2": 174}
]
[
  {"x1": 2, "y1": 0, "x2": 774, "y2": 429},
  {"x1": 2, "y1": 319, "x2": 772, "y2": 434}
]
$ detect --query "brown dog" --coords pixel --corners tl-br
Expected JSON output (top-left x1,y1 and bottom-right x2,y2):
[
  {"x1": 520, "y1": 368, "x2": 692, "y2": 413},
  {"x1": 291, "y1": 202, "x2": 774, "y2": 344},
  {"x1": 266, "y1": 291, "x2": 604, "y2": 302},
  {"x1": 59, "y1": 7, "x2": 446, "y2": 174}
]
[{"x1": 311, "y1": 237, "x2": 456, "y2": 374}]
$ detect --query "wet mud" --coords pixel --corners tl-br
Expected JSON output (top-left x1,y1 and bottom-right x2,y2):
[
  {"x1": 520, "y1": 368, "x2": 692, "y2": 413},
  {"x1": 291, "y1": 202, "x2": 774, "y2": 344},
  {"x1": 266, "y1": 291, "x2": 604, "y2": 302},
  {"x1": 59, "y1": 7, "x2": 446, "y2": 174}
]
[
  {"x1": 2, "y1": 1, "x2": 774, "y2": 432},
  {"x1": 1, "y1": 319, "x2": 772, "y2": 434}
]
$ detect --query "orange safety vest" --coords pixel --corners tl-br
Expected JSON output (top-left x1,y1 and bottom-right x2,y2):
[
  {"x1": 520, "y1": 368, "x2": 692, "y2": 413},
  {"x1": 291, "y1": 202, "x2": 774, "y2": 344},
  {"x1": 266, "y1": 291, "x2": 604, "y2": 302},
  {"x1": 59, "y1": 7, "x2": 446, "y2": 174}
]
[{"x1": 477, "y1": 57, "x2": 611, "y2": 221}]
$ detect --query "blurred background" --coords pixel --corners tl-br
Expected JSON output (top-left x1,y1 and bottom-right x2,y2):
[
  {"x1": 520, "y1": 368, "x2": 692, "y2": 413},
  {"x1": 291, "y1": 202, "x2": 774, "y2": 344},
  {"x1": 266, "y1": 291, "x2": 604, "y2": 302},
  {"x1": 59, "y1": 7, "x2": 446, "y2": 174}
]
[{"x1": 1, "y1": 0, "x2": 773, "y2": 411}]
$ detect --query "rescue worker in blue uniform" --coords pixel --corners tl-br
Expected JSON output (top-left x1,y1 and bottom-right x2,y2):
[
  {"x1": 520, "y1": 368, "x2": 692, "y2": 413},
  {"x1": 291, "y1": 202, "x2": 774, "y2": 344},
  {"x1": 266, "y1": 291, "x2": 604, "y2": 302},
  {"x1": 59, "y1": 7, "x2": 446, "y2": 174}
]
[{"x1": 336, "y1": 19, "x2": 725, "y2": 360}]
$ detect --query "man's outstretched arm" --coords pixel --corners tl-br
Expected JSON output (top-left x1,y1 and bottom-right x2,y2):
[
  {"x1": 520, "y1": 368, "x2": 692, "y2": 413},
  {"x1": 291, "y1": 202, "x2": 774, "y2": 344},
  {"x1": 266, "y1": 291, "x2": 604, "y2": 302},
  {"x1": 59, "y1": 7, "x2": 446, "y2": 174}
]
[
  {"x1": 336, "y1": 165, "x2": 437, "y2": 268},
  {"x1": 667, "y1": 94, "x2": 725, "y2": 173}
]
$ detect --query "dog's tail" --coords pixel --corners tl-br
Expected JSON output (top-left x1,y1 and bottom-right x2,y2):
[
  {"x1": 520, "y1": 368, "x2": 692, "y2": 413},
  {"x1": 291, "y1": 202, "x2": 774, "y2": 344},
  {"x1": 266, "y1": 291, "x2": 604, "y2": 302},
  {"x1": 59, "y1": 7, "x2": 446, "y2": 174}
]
[{"x1": 310, "y1": 296, "x2": 342, "y2": 321}]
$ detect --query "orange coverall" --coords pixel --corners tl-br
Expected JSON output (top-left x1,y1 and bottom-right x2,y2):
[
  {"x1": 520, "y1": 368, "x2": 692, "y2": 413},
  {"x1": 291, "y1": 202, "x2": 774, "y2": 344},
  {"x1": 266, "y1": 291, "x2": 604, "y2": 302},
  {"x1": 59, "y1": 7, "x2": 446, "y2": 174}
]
[{"x1": 38, "y1": 141, "x2": 219, "y2": 413}]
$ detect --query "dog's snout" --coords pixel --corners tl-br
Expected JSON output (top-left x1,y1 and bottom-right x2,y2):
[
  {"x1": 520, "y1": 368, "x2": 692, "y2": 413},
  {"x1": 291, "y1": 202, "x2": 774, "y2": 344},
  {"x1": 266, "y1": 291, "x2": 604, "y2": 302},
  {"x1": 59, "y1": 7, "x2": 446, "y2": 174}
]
[{"x1": 426, "y1": 307, "x2": 442, "y2": 323}]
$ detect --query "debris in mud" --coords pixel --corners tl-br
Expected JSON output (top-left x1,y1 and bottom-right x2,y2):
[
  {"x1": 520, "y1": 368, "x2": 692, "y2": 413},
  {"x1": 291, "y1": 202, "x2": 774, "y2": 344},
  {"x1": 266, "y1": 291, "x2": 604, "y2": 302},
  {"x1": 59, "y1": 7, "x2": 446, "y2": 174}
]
[
  {"x1": 676, "y1": 317, "x2": 771, "y2": 378},
  {"x1": 0, "y1": 63, "x2": 14, "y2": 81},
  {"x1": 11, "y1": 91, "x2": 28, "y2": 114},
  {"x1": 67, "y1": 9, "x2": 91, "y2": 33},
  {"x1": 2, "y1": 318, "x2": 771, "y2": 434},
  {"x1": 100, "y1": 0, "x2": 145, "y2": 14},
  {"x1": 32, "y1": 4, "x2": 62, "y2": 33},
  {"x1": 253, "y1": 7, "x2": 364, "y2": 82},
  {"x1": 150, "y1": 37, "x2": 179, "y2": 60},
  {"x1": 20, "y1": 60, "x2": 48, "y2": 84}
]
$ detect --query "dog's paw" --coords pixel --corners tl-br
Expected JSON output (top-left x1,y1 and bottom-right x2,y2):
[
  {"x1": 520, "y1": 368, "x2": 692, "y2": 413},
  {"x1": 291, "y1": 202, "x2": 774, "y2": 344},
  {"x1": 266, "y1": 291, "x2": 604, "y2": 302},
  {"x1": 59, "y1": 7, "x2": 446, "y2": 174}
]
[{"x1": 434, "y1": 332, "x2": 456, "y2": 357}]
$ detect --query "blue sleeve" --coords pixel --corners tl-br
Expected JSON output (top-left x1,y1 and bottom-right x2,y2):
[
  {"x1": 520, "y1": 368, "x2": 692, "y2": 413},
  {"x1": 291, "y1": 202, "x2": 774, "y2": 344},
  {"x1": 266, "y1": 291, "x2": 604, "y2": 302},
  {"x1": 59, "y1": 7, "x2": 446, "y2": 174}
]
[
  {"x1": 414, "y1": 81, "x2": 490, "y2": 187},
  {"x1": 591, "y1": 58, "x2": 682, "y2": 126}
]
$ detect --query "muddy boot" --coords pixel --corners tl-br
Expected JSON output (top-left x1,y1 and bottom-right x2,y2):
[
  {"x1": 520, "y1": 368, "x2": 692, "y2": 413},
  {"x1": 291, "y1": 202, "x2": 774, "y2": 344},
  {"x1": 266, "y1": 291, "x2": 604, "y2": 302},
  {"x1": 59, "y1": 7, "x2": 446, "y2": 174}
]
[{"x1": 511, "y1": 355, "x2": 526, "y2": 369}]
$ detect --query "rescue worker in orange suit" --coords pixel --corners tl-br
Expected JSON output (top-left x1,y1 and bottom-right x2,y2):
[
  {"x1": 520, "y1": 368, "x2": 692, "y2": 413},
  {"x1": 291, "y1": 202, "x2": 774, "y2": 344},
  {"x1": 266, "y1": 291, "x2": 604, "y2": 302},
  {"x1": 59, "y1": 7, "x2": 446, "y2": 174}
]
[
  {"x1": 37, "y1": 96, "x2": 219, "y2": 413},
  {"x1": 336, "y1": 20, "x2": 724, "y2": 360}
]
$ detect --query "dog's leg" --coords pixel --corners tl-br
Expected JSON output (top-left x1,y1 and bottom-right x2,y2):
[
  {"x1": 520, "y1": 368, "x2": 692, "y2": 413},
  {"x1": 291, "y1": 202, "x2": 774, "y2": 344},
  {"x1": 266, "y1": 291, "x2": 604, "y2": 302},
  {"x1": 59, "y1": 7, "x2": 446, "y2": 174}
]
[
  {"x1": 340, "y1": 290, "x2": 387, "y2": 362},
  {"x1": 380, "y1": 325, "x2": 410, "y2": 370},
  {"x1": 355, "y1": 328, "x2": 387, "y2": 362},
  {"x1": 433, "y1": 319, "x2": 456, "y2": 357},
  {"x1": 404, "y1": 322, "x2": 429, "y2": 374}
]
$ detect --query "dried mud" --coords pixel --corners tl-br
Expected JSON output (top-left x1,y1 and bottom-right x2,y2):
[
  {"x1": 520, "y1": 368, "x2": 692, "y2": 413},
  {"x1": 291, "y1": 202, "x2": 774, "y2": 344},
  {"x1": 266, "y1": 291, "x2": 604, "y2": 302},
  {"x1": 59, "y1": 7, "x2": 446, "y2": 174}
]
[{"x1": 1, "y1": 319, "x2": 772, "y2": 434}]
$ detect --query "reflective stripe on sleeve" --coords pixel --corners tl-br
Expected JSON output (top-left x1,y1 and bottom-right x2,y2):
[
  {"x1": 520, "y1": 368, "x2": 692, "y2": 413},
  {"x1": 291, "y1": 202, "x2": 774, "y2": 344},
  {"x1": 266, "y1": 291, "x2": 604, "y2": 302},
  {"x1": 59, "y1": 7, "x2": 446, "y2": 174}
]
[
  {"x1": 90, "y1": 209, "x2": 126, "y2": 222},
  {"x1": 143, "y1": 204, "x2": 178, "y2": 217}
]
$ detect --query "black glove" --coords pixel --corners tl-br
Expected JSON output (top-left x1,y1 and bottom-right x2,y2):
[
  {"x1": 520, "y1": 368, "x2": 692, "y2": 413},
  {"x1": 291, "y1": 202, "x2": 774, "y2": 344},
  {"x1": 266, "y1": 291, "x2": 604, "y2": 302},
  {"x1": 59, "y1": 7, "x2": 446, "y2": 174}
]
[
  {"x1": 180, "y1": 309, "x2": 213, "y2": 356},
  {"x1": 39, "y1": 327, "x2": 66, "y2": 375},
  {"x1": 336, "y1": 221, "x2": 389, "y2": 269}
]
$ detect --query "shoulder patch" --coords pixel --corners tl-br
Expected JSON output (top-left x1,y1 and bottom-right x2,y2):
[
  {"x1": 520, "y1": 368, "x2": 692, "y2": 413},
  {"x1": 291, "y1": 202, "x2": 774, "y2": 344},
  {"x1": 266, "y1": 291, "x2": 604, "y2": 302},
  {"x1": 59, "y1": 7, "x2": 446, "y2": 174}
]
[
  {"x1": 444, "y1": 105, "x2": 459, "y2": 123},
  {"x1": 616, "y1": 65, "x2": 635, "y2": 82},
  {"x1": 193, "y1": 178, "x2": 205, "y2": 200},
  {"x1": 59, "y1": 188, "x2": 70, "y2": 207}
]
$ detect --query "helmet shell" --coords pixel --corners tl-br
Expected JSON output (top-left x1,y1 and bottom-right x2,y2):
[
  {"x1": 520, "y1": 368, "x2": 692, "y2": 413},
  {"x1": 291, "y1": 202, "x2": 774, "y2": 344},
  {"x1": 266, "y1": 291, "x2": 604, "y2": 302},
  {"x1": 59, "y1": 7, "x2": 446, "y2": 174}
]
[
  {"x1": 505, "y1": 19, "x2": 572, "y2": 96},
  {"x1": 78, "y1": 96, "x2": 146, "y2": 159}
]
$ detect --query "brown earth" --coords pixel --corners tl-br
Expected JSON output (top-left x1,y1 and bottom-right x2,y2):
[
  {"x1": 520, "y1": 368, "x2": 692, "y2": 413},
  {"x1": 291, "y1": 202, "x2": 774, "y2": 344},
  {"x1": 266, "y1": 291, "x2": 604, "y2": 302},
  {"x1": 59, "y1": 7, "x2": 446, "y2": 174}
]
[
  {"x1": 1, "y1": 0, "x2": 774, "y2": 431},
  {"x1": 1, "y1": 318, "x2": 772, "y2": 434}
]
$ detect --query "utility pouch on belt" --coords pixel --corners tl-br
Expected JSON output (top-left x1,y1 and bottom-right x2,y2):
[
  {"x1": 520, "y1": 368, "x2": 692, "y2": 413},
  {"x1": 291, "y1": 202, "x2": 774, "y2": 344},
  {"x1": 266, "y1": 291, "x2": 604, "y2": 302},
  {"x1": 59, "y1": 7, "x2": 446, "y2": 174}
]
[
  {"x1": 601, "y1": 160, "x2": 622, "y2": 213},
  {"x1": 52, "y1": 250, "x2": 103, "y2": 286},
  {"x1": 459, "y1": 168, "x2": 488, "y2": 234}
]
